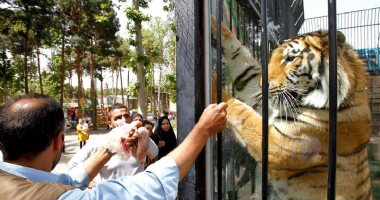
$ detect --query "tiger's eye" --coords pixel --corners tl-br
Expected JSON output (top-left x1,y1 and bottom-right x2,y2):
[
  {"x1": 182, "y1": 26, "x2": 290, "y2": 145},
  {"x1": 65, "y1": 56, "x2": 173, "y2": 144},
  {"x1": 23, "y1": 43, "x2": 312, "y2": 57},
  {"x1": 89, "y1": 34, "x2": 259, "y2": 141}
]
[{"x1": 286, "y1": 56, "x2": 294, "y2": 62}]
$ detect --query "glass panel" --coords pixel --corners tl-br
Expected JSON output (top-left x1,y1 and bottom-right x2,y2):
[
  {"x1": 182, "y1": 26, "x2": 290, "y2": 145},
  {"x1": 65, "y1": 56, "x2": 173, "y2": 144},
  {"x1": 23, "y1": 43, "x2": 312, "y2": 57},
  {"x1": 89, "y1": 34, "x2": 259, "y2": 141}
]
[
  {"x1": 209, "y1": 0, "x2": 264, "y2": 199},
  {"x1": 207, "y1": 0, "x2": 380, "y2": 199}
]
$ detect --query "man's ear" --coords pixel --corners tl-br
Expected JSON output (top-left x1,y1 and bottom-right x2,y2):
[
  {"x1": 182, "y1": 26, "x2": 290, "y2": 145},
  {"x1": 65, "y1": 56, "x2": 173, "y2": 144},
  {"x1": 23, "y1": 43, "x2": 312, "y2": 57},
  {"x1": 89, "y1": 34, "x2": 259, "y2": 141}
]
[{"x1": 53, "y1": 132, "x2": 63, "y2": 151}]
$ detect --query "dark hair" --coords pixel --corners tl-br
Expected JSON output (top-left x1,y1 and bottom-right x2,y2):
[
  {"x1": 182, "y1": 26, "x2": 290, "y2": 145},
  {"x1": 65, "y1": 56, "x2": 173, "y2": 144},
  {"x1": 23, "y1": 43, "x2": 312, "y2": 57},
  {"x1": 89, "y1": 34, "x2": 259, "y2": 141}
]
[
  {"x1": 154, "y1": 115, "x2": 177, "y2": 158},
  {"x1": 108, "y1": 103, "x2": 128, "y2": 120},
  {"x1": 0, "y1": 93, "x2": 65, "y2": 160},
  {"x1": 131, "y1": 112, "x2": 143, "y2": 120},
  {"x1": 143, "y1": 119, "x2": 154, "y2": 127},
  {"x1": 154, "y1": 115, "x2": 174, "y2": 135}
]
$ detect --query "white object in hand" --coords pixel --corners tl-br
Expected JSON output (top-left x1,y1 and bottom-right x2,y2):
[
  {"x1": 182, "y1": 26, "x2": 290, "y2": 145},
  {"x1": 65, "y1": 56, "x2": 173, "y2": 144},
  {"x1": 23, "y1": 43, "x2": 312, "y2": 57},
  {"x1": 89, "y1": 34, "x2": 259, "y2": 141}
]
[{"x1": 103, "y1": 124, "x2": 134, "y2": 160}]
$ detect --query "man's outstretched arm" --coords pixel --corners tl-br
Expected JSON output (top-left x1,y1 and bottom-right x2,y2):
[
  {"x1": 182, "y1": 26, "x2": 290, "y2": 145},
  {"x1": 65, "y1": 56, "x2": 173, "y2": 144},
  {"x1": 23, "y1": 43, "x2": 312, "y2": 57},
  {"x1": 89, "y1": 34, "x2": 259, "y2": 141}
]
[{"x1": 167, "y1": 102, "x2": 228, "y2": 180}]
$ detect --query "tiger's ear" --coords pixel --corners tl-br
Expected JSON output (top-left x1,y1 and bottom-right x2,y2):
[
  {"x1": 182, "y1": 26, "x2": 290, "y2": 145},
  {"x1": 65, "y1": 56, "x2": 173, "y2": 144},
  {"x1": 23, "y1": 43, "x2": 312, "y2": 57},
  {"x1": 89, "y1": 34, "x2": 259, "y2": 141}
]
[
  {"x1": 337, "y1": 31, "x2": 346, "y2": 47},
  {"x1": 319, "y1": 30, "x2": 346, "y2": 49}
]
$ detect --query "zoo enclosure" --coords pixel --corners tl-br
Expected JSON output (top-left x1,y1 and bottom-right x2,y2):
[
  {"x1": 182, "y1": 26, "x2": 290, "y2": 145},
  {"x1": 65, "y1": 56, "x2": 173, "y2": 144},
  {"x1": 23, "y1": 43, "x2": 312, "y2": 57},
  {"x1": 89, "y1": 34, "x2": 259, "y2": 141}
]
[{"x1": 175, "y1": 0, "x2": 380, "y2": 199}]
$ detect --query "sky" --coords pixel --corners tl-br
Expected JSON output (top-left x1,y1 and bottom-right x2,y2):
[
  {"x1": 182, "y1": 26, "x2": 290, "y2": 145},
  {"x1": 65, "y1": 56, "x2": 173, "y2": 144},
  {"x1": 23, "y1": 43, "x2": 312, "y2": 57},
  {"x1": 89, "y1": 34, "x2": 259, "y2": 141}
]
[{"x1": 304, "y1": 0, "x2": 380, "y2": 18}]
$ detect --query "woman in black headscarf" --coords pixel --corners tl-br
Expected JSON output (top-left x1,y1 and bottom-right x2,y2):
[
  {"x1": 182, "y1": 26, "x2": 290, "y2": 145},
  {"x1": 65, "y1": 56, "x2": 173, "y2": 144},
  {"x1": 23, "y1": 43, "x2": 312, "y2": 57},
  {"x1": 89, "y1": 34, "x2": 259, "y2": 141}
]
[{"x1": 154, "y1": 115, "x2": 177, "y2": 159}]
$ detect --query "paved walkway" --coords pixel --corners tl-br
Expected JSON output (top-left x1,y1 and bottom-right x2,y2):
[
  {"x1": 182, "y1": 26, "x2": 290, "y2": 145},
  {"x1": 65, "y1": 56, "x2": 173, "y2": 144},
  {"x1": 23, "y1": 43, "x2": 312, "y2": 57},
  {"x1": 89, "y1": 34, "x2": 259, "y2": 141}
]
[{"x1": 52, "y1": 127, "x2": 109, "y2": 174}]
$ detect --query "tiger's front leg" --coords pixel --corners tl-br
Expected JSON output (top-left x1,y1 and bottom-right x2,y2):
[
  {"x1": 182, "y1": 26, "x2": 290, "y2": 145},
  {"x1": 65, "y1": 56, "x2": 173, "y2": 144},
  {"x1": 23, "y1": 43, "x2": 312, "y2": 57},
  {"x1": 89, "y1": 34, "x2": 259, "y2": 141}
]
[
  {"x1": 211, "y1": 16, "x2": 262, "y2": 106},
  {"x1": 216, "y1": 87, "x2": 328, "y2": 180}
]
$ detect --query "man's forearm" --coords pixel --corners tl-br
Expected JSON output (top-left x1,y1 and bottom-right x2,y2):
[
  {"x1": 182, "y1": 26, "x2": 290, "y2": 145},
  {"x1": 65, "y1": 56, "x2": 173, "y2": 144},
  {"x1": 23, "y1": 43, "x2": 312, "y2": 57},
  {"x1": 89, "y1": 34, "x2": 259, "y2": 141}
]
[
  {"x1": 166, "y1": 125, "x2": 209, "y2": 180},
  {"x1": 83, "y1": 147, "x2": 112, "y2": 181}
]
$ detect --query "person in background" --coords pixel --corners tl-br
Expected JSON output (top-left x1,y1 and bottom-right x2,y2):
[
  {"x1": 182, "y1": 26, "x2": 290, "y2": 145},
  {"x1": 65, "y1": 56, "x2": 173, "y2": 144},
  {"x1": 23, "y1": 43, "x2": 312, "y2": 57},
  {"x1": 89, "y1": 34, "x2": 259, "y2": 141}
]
[
  {"x1": 154, "y1": 115, "x2": 177, "y2": 159},
  {"x1": 83, "y1": 120, "x2": 90, "y2": 139},
  {"x1": 76, "y1": 119, "x2": 88, "y2": 149},
  {"x1": 108, "y1": 103, "x2": 132, "y2": 128},
  {"x1": 0, "y1": 93, "x2": 228, "y2": 199},
  {"x1": 143, "y1": 120, "x2": 159, "y2": 166},
  {"x1": 143, "y1": 120, "x2": 155, "y2": 138},
  {"x1": 131, "y1": 112, "x2": 143, "y2": 122},
  {"x1": 68, "y1": 103, "x2": 158, "y2": 187}
]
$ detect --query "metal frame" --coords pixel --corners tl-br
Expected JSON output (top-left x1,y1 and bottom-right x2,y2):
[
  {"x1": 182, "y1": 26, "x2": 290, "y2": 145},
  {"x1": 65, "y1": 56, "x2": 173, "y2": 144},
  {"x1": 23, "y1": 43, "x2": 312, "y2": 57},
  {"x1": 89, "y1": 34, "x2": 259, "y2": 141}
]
[{"x1": 327, "y1": 1, "x2": 338, "y2": 198}]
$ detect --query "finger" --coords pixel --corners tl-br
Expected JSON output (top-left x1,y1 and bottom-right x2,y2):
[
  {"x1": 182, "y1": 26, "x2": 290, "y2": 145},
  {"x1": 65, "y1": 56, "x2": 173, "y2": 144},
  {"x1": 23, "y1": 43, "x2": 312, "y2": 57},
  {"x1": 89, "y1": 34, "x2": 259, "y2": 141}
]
[
  {"x1": 215, "y1": 102, "x2": 228, "y2": 110},
  {"x1": 129, "y1": 127, "x2": 137, "y2": 136},
  {"x1": 206, "y1": 103, "x2": 217, "y2": 110},
  {"x1": 131, "y1": 120, "x2": 143, "y2": 128}
]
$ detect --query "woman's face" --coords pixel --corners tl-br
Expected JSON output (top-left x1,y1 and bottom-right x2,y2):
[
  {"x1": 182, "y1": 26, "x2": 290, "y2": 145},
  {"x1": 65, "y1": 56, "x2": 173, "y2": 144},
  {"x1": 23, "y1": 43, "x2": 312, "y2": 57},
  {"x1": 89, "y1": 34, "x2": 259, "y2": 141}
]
[{"x1": 161, "y1": 119, "x2": 170, "y2": 132}]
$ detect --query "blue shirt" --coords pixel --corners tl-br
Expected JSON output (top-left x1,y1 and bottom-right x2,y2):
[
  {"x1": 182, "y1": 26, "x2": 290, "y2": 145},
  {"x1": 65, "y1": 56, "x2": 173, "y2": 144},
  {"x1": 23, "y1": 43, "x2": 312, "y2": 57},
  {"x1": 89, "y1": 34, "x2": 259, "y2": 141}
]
[
  {"x1": 0, "y1": 157, "x2": 179, "y2": 200},
  {"x1": 0, "y1": 161, "x2": 90, "y2": 189}
]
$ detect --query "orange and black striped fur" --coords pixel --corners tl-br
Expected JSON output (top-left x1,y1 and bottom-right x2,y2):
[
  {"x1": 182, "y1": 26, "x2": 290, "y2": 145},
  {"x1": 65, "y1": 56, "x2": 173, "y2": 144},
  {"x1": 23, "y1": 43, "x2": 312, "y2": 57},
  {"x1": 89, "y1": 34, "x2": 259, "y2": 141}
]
[{"x1": 212, "y1": 17, "x2": 372, "y2": 199}]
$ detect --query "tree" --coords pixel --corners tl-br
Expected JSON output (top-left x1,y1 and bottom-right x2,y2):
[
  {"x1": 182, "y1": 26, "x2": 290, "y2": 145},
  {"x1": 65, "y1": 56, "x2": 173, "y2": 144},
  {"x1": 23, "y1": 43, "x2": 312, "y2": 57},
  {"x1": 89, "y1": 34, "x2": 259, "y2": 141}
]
[
  {"x1": 84, "y1": 0, "x2": 119, "y2": 130},
  {"x1": 124, "y1": 0, "x2": 150, "y2": 118},
  {"x1": 142, "y1": 17, "x2": 176, "y2": 114}
]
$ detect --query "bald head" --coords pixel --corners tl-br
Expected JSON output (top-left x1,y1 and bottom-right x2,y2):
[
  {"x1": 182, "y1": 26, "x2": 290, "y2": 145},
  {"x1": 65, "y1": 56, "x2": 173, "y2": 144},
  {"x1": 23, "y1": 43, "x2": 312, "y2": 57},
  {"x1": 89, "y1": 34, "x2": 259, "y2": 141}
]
[{"x1": 0, "y1": 93, "x2": 65, "y2": 160}]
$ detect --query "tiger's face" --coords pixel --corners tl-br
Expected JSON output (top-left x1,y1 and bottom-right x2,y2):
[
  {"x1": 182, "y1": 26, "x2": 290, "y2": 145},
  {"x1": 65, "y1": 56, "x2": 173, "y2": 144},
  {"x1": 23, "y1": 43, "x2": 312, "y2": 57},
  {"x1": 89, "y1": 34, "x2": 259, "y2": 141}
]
[{"x1": 264, "y1": 31, "x2": 352, "y2": 112}]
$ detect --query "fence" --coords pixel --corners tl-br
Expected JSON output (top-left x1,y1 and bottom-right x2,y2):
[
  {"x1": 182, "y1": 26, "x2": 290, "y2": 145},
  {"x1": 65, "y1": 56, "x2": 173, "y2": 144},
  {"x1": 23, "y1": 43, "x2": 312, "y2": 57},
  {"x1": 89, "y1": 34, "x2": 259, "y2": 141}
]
[{"x1": 299, "y1": 7, "x2": 380, "y2": 74}]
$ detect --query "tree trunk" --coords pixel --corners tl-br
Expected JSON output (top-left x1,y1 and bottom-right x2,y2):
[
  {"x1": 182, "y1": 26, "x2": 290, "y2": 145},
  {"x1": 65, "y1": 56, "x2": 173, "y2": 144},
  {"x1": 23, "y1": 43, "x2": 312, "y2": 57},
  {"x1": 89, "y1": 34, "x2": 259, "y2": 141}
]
[
  {"x1": 24, "y1": 28, "x2": 29, "y2": 93},
  {"x1": 111, "y1": 70, "x2": 115, "y2": 103},
  {"x1": 1, "y1": 49, "x2": 7, "y2": 104},
  {"x1": 60, "y1": 27, "x2": 65, "y2": 106},
  {"x1": 68, "y1": 61, "x2": 73, "y2": 100},
  {"x1": 100, "y1": 69, "x2": 104, "y2": 111},
  {"x1": 119, "y1": 59, "x2": 125, "y2": 105},
  {"x1": 75, "y1": 48, "x2": 83, "y2": 119},
  {"x1": 115, "y1": 67, "x2": 119, "y2": 103},
  {"x1": 158, "y1": 66, "x2": 162, "y2": 114},
  {"x1": 90, "y1": 38, "x2": 97, "y2": 130},
  {"x1": 36, "y1": 47, "x2": 43, "y2": 94},
  {"x1": 133, "y1": 0, "x2": 147, "y2": 118},
  {"x1": 151, "y1": 67, "x2": 155, "y2": 116},
  {"x1": 126, "y1": 68, "x2": 129, "y2": 109},
  {"x1": 90, "y1": 39, "x2": 98, "y2": 130}
]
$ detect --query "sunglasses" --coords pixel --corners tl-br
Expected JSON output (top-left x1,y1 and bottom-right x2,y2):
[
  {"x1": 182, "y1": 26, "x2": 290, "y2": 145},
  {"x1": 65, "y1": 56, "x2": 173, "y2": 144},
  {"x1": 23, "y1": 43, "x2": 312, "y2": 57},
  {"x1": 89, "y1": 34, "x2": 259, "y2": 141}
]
[{"x1": 114, "y1": 113, "x2": 130, "y2": 121}]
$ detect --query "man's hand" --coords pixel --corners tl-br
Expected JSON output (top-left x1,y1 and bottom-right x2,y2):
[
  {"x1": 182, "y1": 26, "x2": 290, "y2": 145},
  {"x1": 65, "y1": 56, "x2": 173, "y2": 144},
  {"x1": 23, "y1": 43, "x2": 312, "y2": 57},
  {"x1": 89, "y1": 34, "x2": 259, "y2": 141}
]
[
  {"x1": 104, "y1": 121, "x2": 142, "y2": 159},
  {"x1": 195, "y1": 102, "x2": 228, "y2": 137},
  {"x1": 166, "y1": 102, "x2": 228, "y2": 180}
]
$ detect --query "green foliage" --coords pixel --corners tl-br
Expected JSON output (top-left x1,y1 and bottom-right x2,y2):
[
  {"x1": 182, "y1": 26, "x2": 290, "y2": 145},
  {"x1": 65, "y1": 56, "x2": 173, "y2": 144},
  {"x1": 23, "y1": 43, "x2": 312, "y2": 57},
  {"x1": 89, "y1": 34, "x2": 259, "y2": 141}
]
[
  {"x1": 127, "y1": 81, "x2": 139, "y2": 97},
  {"x1": 139, "y1": 0, "x2": 150, "y2": 8},
  {"x1": 164, "y1": 73, "x2": 176, "y2": 102},
  {"x1": 163, "y1": 0, "x2": 175, "y2": 12},
  {"x1": 125, "y1": 7, "x2": 150, "y2": 22},
  {"x1": 137, "y1": 54, "x2": 150, "y2": 67},
  {"x1": 0, "y1": 0, "x2": 176, "y2": 110}
]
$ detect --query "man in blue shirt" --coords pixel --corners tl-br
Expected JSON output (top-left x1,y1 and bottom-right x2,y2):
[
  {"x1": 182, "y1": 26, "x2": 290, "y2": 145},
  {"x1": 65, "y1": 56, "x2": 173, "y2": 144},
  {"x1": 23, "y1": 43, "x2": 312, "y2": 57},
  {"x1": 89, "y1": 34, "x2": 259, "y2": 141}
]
[{"x1": 0, "y1": 93, "x2": 228, "y2": 199}]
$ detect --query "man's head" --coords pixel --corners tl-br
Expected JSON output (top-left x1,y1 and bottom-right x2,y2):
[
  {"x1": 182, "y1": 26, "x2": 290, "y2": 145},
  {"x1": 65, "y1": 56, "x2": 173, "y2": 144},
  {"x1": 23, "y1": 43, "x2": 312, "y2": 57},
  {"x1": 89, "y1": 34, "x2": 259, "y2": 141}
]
[
  {"x1": 108, "y1": 103, "x2": 132, "y2": 128},
  {"x1": 143, "y1": 120, "x2": 154, "y2": 136},
  {"x1": 0, "y1": 93, "x2": 65, "y2": 168},
  {"x1": 131, "y1": 112, "x2": 143, "y2": 122}
]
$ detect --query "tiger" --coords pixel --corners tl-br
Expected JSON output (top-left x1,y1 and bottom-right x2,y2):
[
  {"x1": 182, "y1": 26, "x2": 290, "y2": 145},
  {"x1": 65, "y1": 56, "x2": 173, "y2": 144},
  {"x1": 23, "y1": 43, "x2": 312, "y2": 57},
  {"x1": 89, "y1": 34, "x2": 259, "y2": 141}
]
[{"x1": 212, "y1": 16, "x2": 372, "y2": 199}]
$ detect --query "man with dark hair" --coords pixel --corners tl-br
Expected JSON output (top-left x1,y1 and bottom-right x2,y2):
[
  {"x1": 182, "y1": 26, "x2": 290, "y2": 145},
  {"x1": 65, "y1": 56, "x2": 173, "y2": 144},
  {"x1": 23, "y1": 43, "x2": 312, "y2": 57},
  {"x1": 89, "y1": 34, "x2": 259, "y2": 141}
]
[
  {"x1": 0, "y1": 93, "x2": 228, "y2": 199},
  {"x1": 107, "y1": 103, "x2": 132, "y2": 127},
  {"x1": 0, "y1": 93, "x2": 65, "y2": 163}
]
